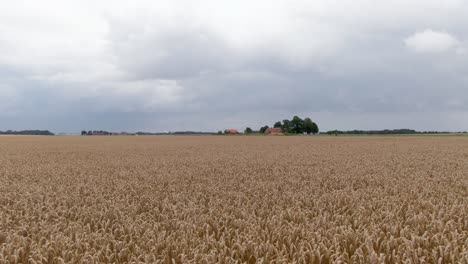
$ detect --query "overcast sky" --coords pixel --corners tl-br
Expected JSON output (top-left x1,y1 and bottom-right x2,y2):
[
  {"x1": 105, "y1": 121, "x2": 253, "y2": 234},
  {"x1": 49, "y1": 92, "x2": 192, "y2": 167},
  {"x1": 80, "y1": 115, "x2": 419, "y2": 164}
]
[{"x1": 1, "y1": 0, "x2": 468, "y2": 132}]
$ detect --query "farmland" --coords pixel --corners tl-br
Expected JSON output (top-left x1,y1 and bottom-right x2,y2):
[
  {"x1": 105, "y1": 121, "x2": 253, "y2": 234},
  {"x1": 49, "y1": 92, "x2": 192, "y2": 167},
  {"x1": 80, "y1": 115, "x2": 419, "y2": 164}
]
[{"x1": 0, "y1": 136, "x2": 467, "y2": 263}]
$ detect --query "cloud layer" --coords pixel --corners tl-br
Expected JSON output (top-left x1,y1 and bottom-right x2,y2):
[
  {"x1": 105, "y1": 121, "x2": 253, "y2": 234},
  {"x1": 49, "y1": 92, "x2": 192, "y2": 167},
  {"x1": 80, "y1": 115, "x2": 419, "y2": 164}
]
[{"x1": 1, "y1": 0, "x2": 468, "y2": 132}]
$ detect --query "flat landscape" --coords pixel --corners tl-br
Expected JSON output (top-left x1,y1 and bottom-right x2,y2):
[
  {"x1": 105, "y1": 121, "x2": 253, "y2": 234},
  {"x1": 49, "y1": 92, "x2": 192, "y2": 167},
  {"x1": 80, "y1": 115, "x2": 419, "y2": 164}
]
[{"x1": 0, "y1": 136, "x2": 467, "y2": 263}]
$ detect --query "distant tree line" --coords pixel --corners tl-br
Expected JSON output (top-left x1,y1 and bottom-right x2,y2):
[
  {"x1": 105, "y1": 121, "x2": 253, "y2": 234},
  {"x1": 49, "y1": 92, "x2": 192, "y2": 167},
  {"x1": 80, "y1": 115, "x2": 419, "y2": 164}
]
[
  {"x1": 82, "y1": 130, "x2": 112, "y2": 135},
  {"x1": 322, "y1": 129, "x2": 461, "y2": 135},
  {"x1": 244, "y1": 116, "x2": 319, "y2": 135},
  {"x1": 135, "y1": 132, "x2": 165, "y2": 135},
  {"x1": 0, "y1": 130, "x2": 54, "y2": 135},
  {"x1": 136, "y1": 131, "x2": 216, "y2": 135},
  {"x1": 169, "y1": 131, "x2": 216, "y2": 135},
  {"x1": 82, "y1": 130, "x2": 217, "y2": 136}
]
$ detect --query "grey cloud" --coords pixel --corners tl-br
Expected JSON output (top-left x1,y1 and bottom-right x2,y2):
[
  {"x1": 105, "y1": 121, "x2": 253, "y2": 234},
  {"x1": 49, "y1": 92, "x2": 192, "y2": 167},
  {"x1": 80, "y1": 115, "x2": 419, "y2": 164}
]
[
  {"x1": 1, "y1": 0, "x2": 468, "y2": 132},
  {"x1": 108, "y1": 26, "x2": 232, "y2": 80}
]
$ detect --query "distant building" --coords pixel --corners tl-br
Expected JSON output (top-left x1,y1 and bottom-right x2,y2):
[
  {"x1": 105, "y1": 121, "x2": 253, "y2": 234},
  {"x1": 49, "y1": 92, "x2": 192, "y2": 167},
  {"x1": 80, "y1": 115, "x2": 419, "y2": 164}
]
[
  {"x1": 224, "y1": 129, "x2": 239, "y2": 134},
  {"x1": 265, "y1": 127, "x2": 283, "y2": 134}
]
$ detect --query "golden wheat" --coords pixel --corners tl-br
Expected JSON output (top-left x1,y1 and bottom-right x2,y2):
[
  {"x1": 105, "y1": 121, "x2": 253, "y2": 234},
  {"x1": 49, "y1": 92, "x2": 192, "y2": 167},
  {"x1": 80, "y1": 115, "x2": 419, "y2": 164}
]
[{"x1": 0, "y1": 135, "x2": 467, "y2": 263}]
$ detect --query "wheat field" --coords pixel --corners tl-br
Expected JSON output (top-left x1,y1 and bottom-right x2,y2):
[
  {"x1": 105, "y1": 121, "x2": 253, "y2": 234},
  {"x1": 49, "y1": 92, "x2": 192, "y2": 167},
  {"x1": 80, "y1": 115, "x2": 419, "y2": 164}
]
[{"x1": 0, "y1": 135, "x2": 467, "y2": 263}]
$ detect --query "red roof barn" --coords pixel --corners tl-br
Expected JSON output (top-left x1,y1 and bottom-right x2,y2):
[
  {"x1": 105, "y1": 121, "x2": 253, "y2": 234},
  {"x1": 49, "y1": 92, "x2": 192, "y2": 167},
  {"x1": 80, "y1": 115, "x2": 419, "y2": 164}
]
[
  {"x1": 225, "y1": 129, "x2": 239, "y2": 134},
  {"x1": 265, "y1": 127, "x2": 283, "y2": 134}
]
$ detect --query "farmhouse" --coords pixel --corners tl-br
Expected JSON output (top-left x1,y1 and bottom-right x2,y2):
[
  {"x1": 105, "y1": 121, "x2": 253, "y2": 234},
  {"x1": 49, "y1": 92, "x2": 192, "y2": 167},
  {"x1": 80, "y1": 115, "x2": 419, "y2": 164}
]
[
  {"x1": 225, "y1": 129, "x2": 239, "y2": 134},
  {"x1": 265, "y1": 127, "x2": 283, "y2": 134}
]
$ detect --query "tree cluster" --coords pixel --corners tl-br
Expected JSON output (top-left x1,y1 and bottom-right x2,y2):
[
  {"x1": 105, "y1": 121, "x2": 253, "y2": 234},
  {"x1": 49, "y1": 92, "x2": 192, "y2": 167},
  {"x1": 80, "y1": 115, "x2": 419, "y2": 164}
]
[
  {"x1": 0, "y1": 130, "x2": 54, "y2": 135},
  {"x1": 257, "y1": 116, "x2": 319, "y2": 134}
]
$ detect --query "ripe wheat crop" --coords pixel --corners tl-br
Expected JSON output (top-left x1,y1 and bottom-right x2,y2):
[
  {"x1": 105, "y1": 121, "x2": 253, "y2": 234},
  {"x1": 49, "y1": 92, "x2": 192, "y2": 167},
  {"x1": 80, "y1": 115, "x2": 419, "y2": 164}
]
[{"x1": 0, "y1": 136, "x2": 467, "y2": 263}]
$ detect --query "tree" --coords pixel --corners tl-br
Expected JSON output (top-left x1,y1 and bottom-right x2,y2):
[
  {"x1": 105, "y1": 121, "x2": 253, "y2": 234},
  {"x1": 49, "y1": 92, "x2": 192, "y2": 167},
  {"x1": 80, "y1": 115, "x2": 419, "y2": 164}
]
[
  {"x1": 217, "y1": 131, "x2": 223, "y2": 135},
  {"x1": 87, "y1": 130, "x2": 92, "y2": 135},
  {"x1": 311, "y1": 122, "x2": 319, "y2": 134},
  {"x1": 304, "y1": 117, "x2": 314, "y2": 135},
  {"x1": 303, "y1": 118, "x2": 314, "y2": 134},
  {"x1": 81, "y1": 130, "x2": 87, "y2": 136},
  {"x1": 290, "y1": 116, "x2": 304, "y2": 134},
  {"x1": 259, "y1": 125, "x2": 269, "y2": 133},
  {"x1": 303, "y1": 118, "x2": 319, "y2": 134},
  {"x1": 273, "y1": 121, "x2": 282, "y2": 128},
  {"x1": 244, "y1": 127, "x2": 253, "y2": 134},
  {"x1": 282, "y1": 119, "x2": 291, "y2": 133}
]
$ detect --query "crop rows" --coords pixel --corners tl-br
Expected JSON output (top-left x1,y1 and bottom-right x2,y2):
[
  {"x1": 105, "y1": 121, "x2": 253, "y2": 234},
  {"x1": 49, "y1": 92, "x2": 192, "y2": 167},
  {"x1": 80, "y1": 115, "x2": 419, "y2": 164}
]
[{"x1": 0, "y1": 136, "x2": 467, "y2": 263}]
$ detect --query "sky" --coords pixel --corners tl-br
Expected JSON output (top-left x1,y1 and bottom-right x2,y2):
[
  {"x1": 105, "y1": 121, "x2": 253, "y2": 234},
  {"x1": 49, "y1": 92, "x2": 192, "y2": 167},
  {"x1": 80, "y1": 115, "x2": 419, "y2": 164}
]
[{"x1": 1, "y1": 0, "x2": 468, "y2": 133}]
